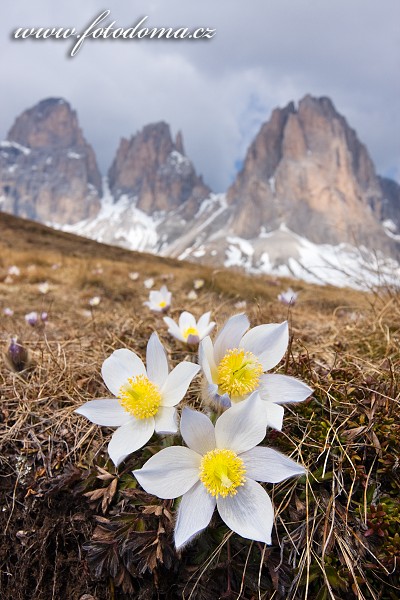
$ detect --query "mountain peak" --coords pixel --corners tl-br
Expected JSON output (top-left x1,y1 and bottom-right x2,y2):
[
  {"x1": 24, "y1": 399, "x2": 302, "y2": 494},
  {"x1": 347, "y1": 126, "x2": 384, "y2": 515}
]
[
  {"x1": 1, "y1": 97, "x2": 101, "y2": 224},
  {"x1": 108, "y1": 121, "x2": 210, "y2": 213},
  {"x1": 226, "y1": 94, "x2": 390, "y2": 253},
  {"x1": 7, "y1": 97, "x2": 86, "y2": 150}
]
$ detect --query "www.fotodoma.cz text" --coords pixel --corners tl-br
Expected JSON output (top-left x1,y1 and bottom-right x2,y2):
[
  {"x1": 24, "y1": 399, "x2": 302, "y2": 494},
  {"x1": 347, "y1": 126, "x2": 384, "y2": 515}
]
[{"x1": 12, "y1": 11, "x2": 217, "y2": 57}]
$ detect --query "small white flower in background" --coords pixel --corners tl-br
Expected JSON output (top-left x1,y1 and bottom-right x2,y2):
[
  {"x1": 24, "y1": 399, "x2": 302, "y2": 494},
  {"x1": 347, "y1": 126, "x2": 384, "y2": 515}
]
[
  {"x1": 134, "y1": 393, "x2": 305, "y2": 549},
  {"x1": 129, "y1": 271, "x2": 139, "y2": 281},
  {"x1": 193, "y1": 279, "x2": 205, "y2": 290},
  {"x1": 234, "y1": 300, "x2": 247, "y2": 310},
  {"x1": 3, "y1": 307, "x2": 14, "y2": 316},
  {"x1": 278, "y1": 288, "x2": 298, "y2": 306},
  {"x1": 187, "y1": 290, "x2": 198, "y2": 300},
  {"x1": 92, "y1": 266, "x2": 103, "y2": 275},
  {"x1": 144, "y1": 278, "x2": 154, "y2": 289},
  {"x1": 51, "y1": 263, "x2": 61, "y2": 270},
  {"x1": 41, "y1": 311, "x2": 48, "y2": 322},
  {"x1": 89, "y1": 296, "x2": 101, "y2": 307},
  {"x1": 38, "y1": 281, "x2": 50, "y2": 295},
  {"x1": 8, "y1": 266, "x2": 20, "y2": 277},
  {"x1": 75, "y1": 332, "x2": 200, "y2": 466},
  {"x1": 164, "y1": 311, "x2": 216, "y2": 346},
  {"x1": 144, "y1": 285, "x2": 172, "y2": 313},
  {"x1": 199, "y1": 313, "x2": 312, "y2": 429}
]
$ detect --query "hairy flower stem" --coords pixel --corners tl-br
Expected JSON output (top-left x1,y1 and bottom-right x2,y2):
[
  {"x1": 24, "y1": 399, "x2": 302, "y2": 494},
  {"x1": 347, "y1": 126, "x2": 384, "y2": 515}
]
[{"x1": 226, "y1": 537, "x2": 232, "y2": 595}]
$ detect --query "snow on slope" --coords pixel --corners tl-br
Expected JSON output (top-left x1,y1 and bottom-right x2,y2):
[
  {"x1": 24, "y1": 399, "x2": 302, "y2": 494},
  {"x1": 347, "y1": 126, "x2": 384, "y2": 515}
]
[
  {"x1": 55, "y1": 184, "x2": 400, "y2": 291},
  {"x1": 223, "y1": 226, "x2": 400, "y2": 290},
  {"x1": 60, "y1": 179, "x2": 160, "y2": 252}
]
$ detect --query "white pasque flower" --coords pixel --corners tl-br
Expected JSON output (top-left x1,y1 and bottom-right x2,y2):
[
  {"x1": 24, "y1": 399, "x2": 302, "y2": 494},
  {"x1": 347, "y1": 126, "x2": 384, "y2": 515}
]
[
  {"x1": 278, "y1": 287, "x2": 298, "y2": 306},
  {"x1": 163, "y1": 311, "x2": 216, "y2": 346},
  {"x1": 134, "y1": 393, "x2": 306, "y2": 549},
  {"x1": 199, "y1": 313, "x2": 312, "y2": 430},
  {"x1": 8, "y1": 265, "x2": 20, "y2": 277},
  {"x1": 38, "y1": 281, "x2": 50, "y2": 295},
  {"x1": 75, "y1": 332, "x2": 200, "y2": 466},
  {"x1": 89, "y1": 295, "x2": 101, "y2": 307},
  {"x1": 144, "y1": 285, "x2": 172, "y2": 312},
  {"x1": 193, "y1": 278, "x2": 205, "y2": 290},
  {"x1": 144, "y1": 277, "x2": 155, "y2": 289}
]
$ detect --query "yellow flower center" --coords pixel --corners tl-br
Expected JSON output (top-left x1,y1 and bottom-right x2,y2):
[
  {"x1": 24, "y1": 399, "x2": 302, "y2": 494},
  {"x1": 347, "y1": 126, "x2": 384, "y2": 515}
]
[
  {"x1": 199, "y1": 449, "x2": 246, "y2": 498},
  {"x1": 217, "y1": 348, "x2": 263, "y2": 398},
  {"x1": 158, "y1": 300, "x2": 167, "y2": 308},
  {"x1": 118, "y1": 375, "x2": 161, "y2": 419},
  {"x1": 183, "y1": 326, "x2": 199, "y2": 340}
]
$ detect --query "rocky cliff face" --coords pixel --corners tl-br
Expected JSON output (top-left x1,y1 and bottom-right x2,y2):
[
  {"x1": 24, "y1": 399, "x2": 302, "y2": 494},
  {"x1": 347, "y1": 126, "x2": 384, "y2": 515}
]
[
  {"x1": 378, "y1": 176, "x2": 400, "y2": 232},
  {"x1": 108, "y1": 122, "x2": 210, "y2": 215},
  {"x1": 0, "y1": 98, "x2": 101, "y2": 224},
  {"x1": 226, "y1": 95, "x2": 393, "y2": 254}
]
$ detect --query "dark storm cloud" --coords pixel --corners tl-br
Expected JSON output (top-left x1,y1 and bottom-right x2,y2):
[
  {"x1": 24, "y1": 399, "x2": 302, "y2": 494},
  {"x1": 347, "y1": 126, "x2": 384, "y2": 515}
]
[{"x1": 1, "y1": 0, "x2": 399, "y2": 190}]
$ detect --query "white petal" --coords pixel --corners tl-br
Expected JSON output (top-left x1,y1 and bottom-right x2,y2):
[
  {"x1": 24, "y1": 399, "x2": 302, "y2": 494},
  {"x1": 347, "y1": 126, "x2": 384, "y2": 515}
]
[
  {"x1": 241, "y1": 446, "x2": 306, "y2": 483},
  {"x1": 144, "y1": 301, "x2": 159, "y2": 311},
  {"x1": 197, "y1": 311, "x2": 211, "y2": 331},
  {"x1": 179, "y1": 311, "x2": 196, "y2": 331},
  {"x1": 146, "y1": 332, "x2": 169, "y2": 387},
  {"x1": 217, "y1": 479, "x2": 273, "y2": 544},
  {"x1": 200, "y1": 322, "x2": 216, "y2": 340},
  {"x1": 215, "y1": 393, "x2": 267, "y2": 454},
  {"x1": 160, "y1": 286, "x2": 171, "y2": 305},
  {"x1": 160, "y1": 285, "x2": 169, "y2": 297},
  {"x1": 154, "y1": 406, "x2": 178, "y2": 433},
  {"x1": 180, "y1": 408, "x2": 216, "y2": 455},
  {"x1": 240, "y1": 322, "x2": 289, "y2": 371},
  {"x1": 101, "y1": 349, "x2": 146, "y2": 396},
  {"x1": 75, "y1": 398, "x2": 131, "y2": 426},
  {"x1": 264, "y1": 402, "x2": 284, "y2": 430},
  {"x1": 161, "y1": 361, "x2": 200, "y2": 406},
  {"x1": 163, "y1": 317, "x2": 185, "y2": 342},
  {"x1": 260, "y1": 374, "x2": 313, "y2": 404},
  {"x1": 108, "y1": 418, "x2": 154, "y2": 466},
  {"x1": 214, "y1": 313, "x2": 250, "y2": 364},
  {"x1": 149, "y1": 290, "x2": 162, "y2": 303},
  {"x1": 174, "y1": 481, "x2": 216, "y2": 549},
  {"x1": 199, "y1": 336, "x2": 218, "y2": 384},
  {"x1": 133, "y1": 446, "x2": 201, "y2": 498}
]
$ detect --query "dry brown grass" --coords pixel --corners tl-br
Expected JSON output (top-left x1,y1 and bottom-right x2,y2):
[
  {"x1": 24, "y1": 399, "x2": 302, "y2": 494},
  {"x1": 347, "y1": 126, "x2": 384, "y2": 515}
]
[{"x1": 0, "y1": 213, "x2": 399, "y2": 599}]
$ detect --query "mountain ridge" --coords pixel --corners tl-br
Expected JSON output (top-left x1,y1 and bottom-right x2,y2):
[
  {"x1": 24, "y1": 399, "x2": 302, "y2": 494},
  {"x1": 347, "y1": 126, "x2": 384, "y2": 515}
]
[{"x1": 1, "y1": 94, "x2": 400, "y2": 288}]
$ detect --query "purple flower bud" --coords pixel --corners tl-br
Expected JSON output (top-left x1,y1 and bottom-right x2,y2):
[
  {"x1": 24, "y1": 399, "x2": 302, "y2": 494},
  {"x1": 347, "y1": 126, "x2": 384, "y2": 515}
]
[
  {"x1": 6, "y1": 336, "x2": 29, "y2": 372},
  {"x1": 186, "y1": 334, "x2": 200, "y2": 346},
  {"x1": 25, "y1": 311, "x2": 39, "y2": 326}
]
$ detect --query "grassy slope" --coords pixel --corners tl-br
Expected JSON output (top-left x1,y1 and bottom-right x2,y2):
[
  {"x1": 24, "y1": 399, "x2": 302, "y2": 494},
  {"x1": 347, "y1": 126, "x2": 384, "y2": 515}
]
[{"x1": 0, "y1": 213, "x2": 399, "y2": 599}]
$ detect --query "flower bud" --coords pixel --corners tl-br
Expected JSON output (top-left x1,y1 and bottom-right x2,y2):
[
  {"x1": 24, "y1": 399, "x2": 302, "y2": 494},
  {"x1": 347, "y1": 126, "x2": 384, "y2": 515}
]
[{"x1": 5, "y1": 336, "x2": 30, "y2": 372}]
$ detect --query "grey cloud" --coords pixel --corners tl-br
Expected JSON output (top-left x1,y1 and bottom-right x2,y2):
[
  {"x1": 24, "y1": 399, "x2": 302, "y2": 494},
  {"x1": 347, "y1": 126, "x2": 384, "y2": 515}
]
[{"x1": 1, "y1": 0, "x2": 399, "y2": 191}]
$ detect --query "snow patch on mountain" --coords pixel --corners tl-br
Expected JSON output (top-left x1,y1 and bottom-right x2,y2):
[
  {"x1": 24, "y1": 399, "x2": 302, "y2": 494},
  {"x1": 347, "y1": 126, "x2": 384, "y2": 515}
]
[
  {"x1": 53, "y1": 183, "x2": 400, "y2": 291},
  {"x1": 0, "y1": 140, "x2": 31, "y2": 156},
  {"x1": 60, "y1": 179, "x2": 160, "y2": 252},
  {"x1": 223, "y1": 228, "x2": 400, "y2": 290}
]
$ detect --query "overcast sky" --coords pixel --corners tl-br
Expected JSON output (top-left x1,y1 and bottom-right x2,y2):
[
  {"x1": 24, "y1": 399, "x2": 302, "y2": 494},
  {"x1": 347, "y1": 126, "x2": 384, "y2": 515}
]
[{"x1": 1, "y1": 0, "x2": 399, "y2": 191}]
